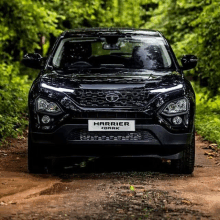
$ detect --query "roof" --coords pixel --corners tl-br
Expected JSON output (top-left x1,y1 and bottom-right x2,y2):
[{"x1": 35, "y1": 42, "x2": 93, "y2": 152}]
[{"x1": 62, "y1": 28, "x2": 162, "y2": 38}]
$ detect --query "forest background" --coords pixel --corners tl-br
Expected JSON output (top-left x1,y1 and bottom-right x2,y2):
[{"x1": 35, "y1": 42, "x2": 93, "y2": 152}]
[{"x1": 0, "y1": 0, "x2": 220, "y2": 145}]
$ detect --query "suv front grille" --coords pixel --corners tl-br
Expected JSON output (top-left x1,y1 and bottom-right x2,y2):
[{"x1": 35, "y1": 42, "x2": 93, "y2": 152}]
[
  {"x1": 75, "y1": 89, "x2": 148, "y2": 107},
  {"x1": 67, "y1": 129, "x2": 156, "y2": 141}
]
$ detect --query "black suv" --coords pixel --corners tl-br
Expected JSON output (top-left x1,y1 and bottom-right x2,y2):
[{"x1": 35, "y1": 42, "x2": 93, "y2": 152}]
[{"x1": 23, "y1": 28, "x2": 197, "y2": 174}]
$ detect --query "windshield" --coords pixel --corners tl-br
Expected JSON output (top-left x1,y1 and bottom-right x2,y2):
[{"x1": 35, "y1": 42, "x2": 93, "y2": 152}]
[{"x1": 52, "y1": 36, "x2": 173, "y2": 70}]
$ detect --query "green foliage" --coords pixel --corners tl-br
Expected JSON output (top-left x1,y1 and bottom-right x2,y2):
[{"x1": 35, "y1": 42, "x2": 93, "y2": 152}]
[
  {"x1": 53, "y1": 0, "x2": 150, "y2": 29},
  {"x1": 144, "y1": 0, "x2": 220, "y2": 97},
  {"x1": 0, "y1": 61, "x2": 30, "y2": 141},
  {"x1": 0, "y1": 0, "x2": 63, "y2": 144},
  {"x1": 193, "y1": 83, "x2": 220, "y2": 146},
  {"x1": 130, "y1": 185, "x2": 135, "y2": 191},
  {"x1": 0, "y1": 0, "x2": 62, "y2": 59}
]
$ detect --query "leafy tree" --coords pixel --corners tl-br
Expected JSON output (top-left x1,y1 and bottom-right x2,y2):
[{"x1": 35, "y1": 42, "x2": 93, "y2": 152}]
[{"x1": 0, "y1": 0, "x2": 62, "y2": 60}]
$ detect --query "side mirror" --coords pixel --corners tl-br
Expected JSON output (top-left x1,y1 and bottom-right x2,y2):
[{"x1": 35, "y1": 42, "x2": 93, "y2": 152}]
[
  {"x1": 181, "y1": 55, "x2": 198, "y2": 70},
  {"x1": 22, "y1": 53, "x2": 43, "y2": 69}
]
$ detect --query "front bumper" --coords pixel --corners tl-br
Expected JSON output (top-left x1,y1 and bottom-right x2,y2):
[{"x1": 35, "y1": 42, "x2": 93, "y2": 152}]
[{"x1": 30, "y1": 124, "x2": 193, "y2": 159}]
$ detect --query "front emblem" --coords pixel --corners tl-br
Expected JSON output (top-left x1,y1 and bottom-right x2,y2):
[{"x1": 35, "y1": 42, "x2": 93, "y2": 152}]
[{"x1": 105, "y1": 92, "x2": 120, "y2": 102}]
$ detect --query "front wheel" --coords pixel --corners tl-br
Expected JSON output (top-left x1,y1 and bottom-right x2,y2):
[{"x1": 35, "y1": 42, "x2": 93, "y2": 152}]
[
  {"x1": 171, "y1": 131, "x2": 195, "y2": 174},
  {"x1": 28, "y1": 132, "x2": 46, "y2": 174}
]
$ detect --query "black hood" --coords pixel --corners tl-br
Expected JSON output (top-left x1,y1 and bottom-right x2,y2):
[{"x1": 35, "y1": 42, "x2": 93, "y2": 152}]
[
  {"x1": 37, "y1": 69, "x2": 185, "y2": 114},
  {"x1": 40, "y1": 69, "x2": 183, "y2": 91}
]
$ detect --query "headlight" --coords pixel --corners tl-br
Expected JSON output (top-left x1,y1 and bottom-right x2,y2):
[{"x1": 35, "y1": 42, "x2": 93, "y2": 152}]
[
  {"x1": 162, "y1": 98, "x2": 188, "y2": 114},
  {"x1": 37, "y1": 98, "x2": 61, "y2": 113}
]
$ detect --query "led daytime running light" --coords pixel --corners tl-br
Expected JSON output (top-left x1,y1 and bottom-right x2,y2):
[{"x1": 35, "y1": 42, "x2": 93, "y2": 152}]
[{"x1": 41, "y1": 83, "x2": 74, "y2": 93}]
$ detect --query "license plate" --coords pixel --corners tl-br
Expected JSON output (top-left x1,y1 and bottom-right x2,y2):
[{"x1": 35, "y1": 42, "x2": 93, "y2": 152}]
[{"x1": 88, "y1": 120, "x2": 135, "y2": 131}]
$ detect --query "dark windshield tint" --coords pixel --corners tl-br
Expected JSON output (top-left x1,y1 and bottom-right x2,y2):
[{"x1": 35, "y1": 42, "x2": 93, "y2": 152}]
[{"x1": 52, "y1": 36, "x2": 172, "y2": 70}]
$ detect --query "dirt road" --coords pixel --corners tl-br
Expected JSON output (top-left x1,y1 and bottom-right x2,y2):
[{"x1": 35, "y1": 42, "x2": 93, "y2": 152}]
[{"x1": 0, "y1": 134, "x2": 220, "y2": 219}]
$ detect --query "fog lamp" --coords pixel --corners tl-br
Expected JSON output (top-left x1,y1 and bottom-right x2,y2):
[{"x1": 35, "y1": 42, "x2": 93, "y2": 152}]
[
  {"x1": 172, "y1": 116, "x2": 182, "y2": 125},
  {"x1": 42, "y1": 126, "x2": 51, "y2": 130},
  {"x1": 42, "y1": 115, "x2": 50, "y2": 124}
]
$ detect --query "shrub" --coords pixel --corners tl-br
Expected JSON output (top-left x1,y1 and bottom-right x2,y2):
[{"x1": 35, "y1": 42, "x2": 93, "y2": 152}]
[
  {"x1": 0, "y1": 61, "x2": 30, "y2": 143},
  {"x1": 194, "y1": 83, "x2": 220, "y2": 146}
]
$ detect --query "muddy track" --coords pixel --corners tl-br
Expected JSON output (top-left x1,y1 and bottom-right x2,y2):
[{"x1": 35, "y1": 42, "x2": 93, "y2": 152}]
[{"x1": 0, "y1": 134, "x2": 220, "y2": 219}]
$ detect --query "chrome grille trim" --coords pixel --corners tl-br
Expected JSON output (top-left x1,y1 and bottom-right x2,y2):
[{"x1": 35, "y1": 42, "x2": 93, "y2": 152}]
[{"x1": 67, "y1": 129, "x2": 156, "y2": 141}]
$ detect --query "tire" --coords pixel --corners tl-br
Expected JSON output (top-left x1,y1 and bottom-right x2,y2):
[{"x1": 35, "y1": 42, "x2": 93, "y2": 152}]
[
  {"x1": 171, "y1": 130, "x2": 195, "y2": 174},
  {"x1": 28, "y1": 131, "x2": 46, "y2": 174}
]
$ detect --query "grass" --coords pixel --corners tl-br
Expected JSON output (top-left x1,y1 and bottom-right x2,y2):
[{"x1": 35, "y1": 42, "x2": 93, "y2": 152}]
[{"x1": 193, "y1": 83, "x2": 220, "y2": 146}]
